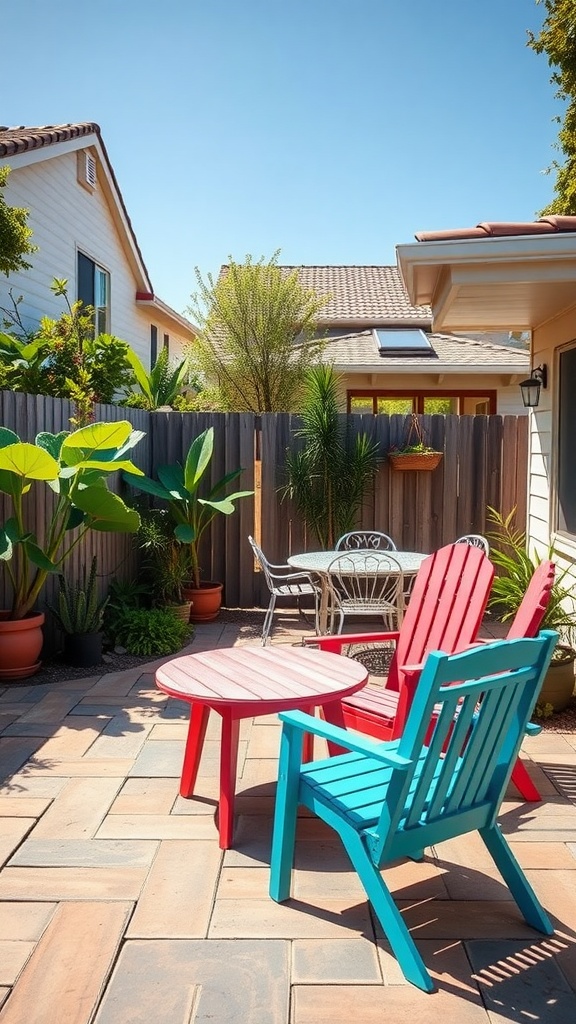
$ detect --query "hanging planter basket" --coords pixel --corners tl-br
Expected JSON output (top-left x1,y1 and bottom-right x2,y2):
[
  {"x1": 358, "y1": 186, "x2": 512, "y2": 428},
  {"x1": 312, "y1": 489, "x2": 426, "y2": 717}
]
[
  {"x1": 388, "y1": 414, "x2": 443, "y2": 472},
  {"x1": 389, "y1": 450, "x2": 443, "y2": 472}
]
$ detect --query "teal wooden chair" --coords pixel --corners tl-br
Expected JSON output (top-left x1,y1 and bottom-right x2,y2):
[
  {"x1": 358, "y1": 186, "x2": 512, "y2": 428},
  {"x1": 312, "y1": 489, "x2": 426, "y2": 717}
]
[{"x1": 269, "y1": 633, "x2": 557, "y2": 993}]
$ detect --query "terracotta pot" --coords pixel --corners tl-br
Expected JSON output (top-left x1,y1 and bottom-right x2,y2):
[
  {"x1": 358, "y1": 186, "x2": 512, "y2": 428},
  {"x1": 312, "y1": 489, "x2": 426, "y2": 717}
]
[
  {"x1": 183, "y1": 582, "x2": 223, "y2": 622},
  {"x1": 0, "y1": 611, "x2": 45, "y2": 680},
  {"x1": 63, "y1": 632, "x2": 103, "y2": 668},
  {"x1": 537, "y1": 645, "x2": 576, "y2": 712}
]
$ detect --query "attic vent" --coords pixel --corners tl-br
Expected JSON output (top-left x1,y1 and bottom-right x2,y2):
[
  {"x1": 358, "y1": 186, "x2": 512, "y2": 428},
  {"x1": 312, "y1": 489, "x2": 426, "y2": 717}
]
[{"x1": 77, "y1": 150, "x2": 97, "y2": 191}]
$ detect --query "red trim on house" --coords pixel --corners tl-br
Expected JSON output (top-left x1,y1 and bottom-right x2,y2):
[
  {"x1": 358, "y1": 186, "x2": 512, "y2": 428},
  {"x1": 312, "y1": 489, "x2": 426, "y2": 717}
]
[{"x1": 136, "y1": 291, "x2": 155, "y2": 301}]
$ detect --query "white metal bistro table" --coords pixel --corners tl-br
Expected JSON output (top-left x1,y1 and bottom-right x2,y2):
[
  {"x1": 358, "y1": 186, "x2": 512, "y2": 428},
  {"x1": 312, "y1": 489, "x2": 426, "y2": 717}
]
[{"x1": 287, "y1": 549, "x2": 427, "y2": 633}]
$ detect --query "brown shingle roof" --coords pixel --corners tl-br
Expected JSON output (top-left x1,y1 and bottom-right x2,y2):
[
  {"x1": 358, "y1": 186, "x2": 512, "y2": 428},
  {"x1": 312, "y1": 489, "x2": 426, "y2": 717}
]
[
  {"x1": 415, "y1": 216, "x2": 576, "y2": 243},
  {"x1": 0, "y1": 122, "x2": 100, "y2": 157},
  {"x1": 321, "y1": 329, "x2": 530, "y2": 370},
  {"x1": 277, "y1": 265, "x2": 431, "y2": 323}
]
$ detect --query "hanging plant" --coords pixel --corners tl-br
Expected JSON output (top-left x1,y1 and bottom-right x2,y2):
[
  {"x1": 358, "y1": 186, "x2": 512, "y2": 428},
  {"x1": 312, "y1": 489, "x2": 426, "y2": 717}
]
[{"x1": 388, "y1": 413, "x2": 443, "y2": 472}]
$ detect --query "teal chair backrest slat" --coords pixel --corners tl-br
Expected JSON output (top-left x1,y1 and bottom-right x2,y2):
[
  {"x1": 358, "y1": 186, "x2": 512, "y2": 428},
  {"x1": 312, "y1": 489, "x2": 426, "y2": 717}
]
[{"x1": 375, "y1": 633, "x2": 558, "y2": 863}]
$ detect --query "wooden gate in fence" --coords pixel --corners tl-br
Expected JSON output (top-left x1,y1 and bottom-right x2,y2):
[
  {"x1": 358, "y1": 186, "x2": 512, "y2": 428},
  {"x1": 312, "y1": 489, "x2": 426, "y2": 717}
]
[{"x1": 0, "y1": 394, "x2": 528, "y2": 627}]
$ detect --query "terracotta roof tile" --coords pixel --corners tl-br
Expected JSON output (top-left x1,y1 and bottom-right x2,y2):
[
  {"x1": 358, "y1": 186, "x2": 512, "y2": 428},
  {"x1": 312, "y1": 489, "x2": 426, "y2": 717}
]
[
  {"x1": 0, "y1": 123, "x2": 100, "y2": 157},
  {"x1": 415, "y1": 216, "x2": 576, "y2": 243}
]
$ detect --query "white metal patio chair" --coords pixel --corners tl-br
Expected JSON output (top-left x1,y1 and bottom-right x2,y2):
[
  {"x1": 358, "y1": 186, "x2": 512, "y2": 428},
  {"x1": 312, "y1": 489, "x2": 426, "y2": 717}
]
[
  {"x1": 326, "y1": 551, "x2": 405, "y2": 634},
  {"x1": 335, "y1": 530, "x2": 397, "y2": 551},
  {"x1": 248, "y1": 536, "x2": 321, "y2": 645},
  {"x1": 455, "y1": 533, "x2": 490, "y2": 556}
]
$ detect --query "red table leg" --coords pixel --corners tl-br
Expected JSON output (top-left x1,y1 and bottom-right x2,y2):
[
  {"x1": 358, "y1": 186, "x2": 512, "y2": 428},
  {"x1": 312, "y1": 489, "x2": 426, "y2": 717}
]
[
  {"x1": 180, "y1": 702, "x2": 210, "y2": 798},
  {"x1": 218, "y1": 712, "x2": 241, "y2": 849}
]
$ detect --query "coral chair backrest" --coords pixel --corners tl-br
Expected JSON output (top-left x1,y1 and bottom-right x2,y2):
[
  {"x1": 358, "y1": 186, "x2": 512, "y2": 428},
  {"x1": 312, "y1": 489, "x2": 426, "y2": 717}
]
[
  {"x1": 505, "y1": 560, "x2": 556, "y2": 640},
  {"x1": 388, "y1": 543, "x2": 495, "y2": 695}
]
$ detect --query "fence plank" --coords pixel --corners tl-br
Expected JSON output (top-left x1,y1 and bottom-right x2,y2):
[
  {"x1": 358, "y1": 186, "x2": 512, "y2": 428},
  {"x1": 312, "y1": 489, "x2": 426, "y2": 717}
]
[{"x1": 0, "y1": 394, "x2": 530, "y2": 623}]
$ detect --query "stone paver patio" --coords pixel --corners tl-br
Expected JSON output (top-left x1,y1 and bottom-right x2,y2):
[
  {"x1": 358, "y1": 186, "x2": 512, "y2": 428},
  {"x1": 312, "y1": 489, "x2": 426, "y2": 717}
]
[{"x1": 1, "y1": 610, "x2": 576, "y2": 1023}]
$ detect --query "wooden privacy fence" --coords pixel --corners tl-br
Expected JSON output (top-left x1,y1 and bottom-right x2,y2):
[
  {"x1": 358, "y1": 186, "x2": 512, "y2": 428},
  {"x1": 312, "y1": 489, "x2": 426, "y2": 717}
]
[{"x1": 0, "y1": 394, "x2": 528, "y2": 632}]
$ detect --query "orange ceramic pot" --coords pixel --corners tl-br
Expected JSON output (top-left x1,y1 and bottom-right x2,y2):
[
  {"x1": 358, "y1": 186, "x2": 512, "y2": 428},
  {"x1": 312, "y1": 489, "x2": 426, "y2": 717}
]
[
  {"x1": 183, "y1": 582, "x2": 223, "y2": 623},
  {"x1": 0, "y1": 611, "x2": 45, "y2": 680}
]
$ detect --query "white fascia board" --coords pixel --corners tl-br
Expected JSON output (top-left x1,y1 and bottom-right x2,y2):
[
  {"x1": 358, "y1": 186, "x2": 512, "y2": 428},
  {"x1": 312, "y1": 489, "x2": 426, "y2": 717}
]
[
  {"x1": 332, "y1": 362, "x2": 528, "y2": 376},
  {"x1": 397, "y1": 234, "x2": 576, "y2": 304},
  {"x1": 0, "y1": 134, "x2": 96, "y2": 169},
  {"x1": 135, "y1": 295, "x2": 198, "y2": 338}
]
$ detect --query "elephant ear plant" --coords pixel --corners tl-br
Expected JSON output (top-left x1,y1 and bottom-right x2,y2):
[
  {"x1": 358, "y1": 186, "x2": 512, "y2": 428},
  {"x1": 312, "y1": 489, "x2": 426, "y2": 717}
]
[
  {"x1": 124, "y1": 426, "x2": 253, "y2": 591},
  {"x1": 0, "y1": 420, "x2": 143, "y2": 621}
]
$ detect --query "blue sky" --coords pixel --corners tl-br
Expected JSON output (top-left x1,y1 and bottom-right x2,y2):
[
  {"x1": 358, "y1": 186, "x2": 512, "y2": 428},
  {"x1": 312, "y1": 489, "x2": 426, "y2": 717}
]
[{"x1": 3, "y1": 0, "x2": 558, "y2": 317}]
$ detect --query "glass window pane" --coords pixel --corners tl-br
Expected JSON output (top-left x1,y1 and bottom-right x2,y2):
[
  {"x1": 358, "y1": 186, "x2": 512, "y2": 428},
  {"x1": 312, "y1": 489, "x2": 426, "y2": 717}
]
[
  {"x1": 377, "y1": 397, "x2": 414, "y2": 415},
  {"x1": 558, "y1": 347, "x2": 576, "y2": 534},
  {"x1": 424, "y1": 397, "x2": 458, "y2": 414},
  {"x1": 350, "y1": 396, "x2": 374, "y2": 413}
]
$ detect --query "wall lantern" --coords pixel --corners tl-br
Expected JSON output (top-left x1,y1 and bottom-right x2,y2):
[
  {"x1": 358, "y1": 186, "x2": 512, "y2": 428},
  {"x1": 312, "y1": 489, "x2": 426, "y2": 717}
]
[{"x1": 519, "y1": 364, "x2": 548, "y2": 408}]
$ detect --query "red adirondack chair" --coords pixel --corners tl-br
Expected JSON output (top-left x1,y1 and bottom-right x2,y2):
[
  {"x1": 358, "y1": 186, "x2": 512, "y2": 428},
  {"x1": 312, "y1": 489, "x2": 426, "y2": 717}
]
[
  {"x1": 309, "y1": 542, "x2": 495, "y2": 739},
  {"x1": 491, "y1": 559, "x2": 555, "y2": 801},
  {"x1": 308, "y1": 550, "x2": 555, "y2": 803}
]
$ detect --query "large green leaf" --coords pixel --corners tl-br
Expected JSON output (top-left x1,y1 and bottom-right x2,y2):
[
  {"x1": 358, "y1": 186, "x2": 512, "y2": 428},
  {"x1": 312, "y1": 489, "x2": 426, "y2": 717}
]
[
  {"x1": 35, "y1": 431, "x2": 68, "y2": 460},
  {"x1": 157, "y1": 464, "x2": 188, "y2": 499},
  {"x1": 66, "y1": 506, "x2": 87, "y2": 531},
  {"x1": 174, "y1": 523, "x2": 195, "y2": 543},
  {"x1": 0, "y1": 428, "x2": 19, "y2": 449},
  {"x1": 73, "y1": 486, "x2": 140, "y2": 532},
  {"x1": 0, "y1": 528, "x2": 13, "y2": 561},
  {"x1": 208, "y1": 467, "x2": 243, "y2": 499},
  {"x1": 123, "y1": 471, "x2": 171, "y2": 500},
  {"x1": 61, "y1": 421, "x2": 134, "y2": 465},
  {"x1": 0, "y1": 468, "x2": 20, "y2": 497},
  {"x1": 0, "y1": 442, "x2": 59, "y2": 480},
  {"x1": 125, "y1": 349, "x2": 153, "y2": 404},
  {"x1": 66, "y1": 458, "x2": 143, "y2": 476},
  {"x1": 198, "y1": 491, "x2": 253, "y2": 515},
  {"x1": 24, "y1": 541, "x2": 58, "y2": 572},
  {"x1": 184, "y1": 429, "x2": 213, "y2": 494}
]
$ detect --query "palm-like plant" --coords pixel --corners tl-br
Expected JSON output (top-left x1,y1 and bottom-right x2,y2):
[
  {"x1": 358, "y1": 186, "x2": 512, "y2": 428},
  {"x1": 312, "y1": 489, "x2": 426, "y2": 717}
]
[
  {"x1": 125, "y1": 347, "x2": 189, "y2": 410},
  {"x1": 283, "y1": 365, "x2": 382, "y2": 549},
  {"x1": 487, "y1": 506, "x2": 576, "y2": 648}
]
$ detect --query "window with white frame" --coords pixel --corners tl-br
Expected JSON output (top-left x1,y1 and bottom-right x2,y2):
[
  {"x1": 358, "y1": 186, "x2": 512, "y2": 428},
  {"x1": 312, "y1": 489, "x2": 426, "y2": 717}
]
[
  {"x1": 557, "y1": 343, "x2": 576, "y2": 538},
  {"x1": 77, "y1": 252, "x2": 110, "y2": 335}
]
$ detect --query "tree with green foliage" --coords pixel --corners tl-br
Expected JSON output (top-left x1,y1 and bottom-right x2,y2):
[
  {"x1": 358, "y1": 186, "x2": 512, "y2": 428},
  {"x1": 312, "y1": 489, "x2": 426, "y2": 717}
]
[
  {"x1": 0, "y1": 279, "x2": 134, "y2": 424},
  {"x1": 528, "y1": 0, "x2": 576, "y2": 214},
  {"x1": 0, "y1": 167, "x2": 37, "y2": 276},
  {"x1": 187, "y1": 252, "x2": 328, "y2": 412},
  {"x1": 283, "y1": 365, "x2": 382, "y2": 549}
]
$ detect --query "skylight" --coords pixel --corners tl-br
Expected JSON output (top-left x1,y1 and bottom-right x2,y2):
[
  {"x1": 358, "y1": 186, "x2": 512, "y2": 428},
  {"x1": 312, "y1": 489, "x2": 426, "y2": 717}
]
[{"x1": 374, "y1": 328, "x2": 433, "y2": 356}]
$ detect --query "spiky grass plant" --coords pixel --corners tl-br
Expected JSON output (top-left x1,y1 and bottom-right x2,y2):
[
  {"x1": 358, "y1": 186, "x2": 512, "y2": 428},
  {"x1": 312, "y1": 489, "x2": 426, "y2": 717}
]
[{"x1": 49, "y1": 556, "x2": 108, "y2": 635}]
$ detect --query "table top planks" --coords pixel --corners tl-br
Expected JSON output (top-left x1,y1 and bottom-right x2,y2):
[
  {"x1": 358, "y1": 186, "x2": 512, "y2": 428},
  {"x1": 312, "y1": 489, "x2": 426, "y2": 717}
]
[{"x1": 156, "y1": 645, "x2": 368, "y2": 711}]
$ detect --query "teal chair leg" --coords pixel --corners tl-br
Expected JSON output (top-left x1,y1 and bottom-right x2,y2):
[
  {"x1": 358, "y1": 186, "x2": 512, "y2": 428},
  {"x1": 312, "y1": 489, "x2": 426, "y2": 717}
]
[
  {"x1": 343, "y1": 828, "x2": 435, "y2": 993},
  {"x1": 270, "y1": 724, "x2": 304, "y2": 902},
  {"x1": 480, "y1": 824, "x2": 554, "y2": 934}
]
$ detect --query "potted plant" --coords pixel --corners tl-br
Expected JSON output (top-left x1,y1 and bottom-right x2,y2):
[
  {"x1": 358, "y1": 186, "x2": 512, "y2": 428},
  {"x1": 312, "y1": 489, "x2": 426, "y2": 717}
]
[
  {"x1": 137, "y1": 507, "x2": 193, "y2": 622},
  {"x1": 488, "y1": 507, "x2": 576, "y2": 711},
  {"x1": 0, "y1": 420, "x2": 143, "y2": 678},
  {"x1": 388, "y1": 413, "x2": 443, "y2": 471},
  {"x1": 48, "y1": 556, "x2": 108, "y2": 667},
  {"x1": 124, "y1": 426, "x2": 253, "y2": 622}
]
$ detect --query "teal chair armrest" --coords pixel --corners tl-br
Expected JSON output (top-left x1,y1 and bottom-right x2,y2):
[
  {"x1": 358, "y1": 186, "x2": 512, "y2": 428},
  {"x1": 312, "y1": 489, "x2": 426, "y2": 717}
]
[{"x1": 278, "y1": 709, "x2": 412, "y2": 769}]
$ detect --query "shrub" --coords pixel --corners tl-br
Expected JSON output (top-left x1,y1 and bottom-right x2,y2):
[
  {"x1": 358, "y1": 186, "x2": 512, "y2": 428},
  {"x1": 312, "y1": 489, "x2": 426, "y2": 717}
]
[{"x1": 114, "y1": 607, "x2": 192, "y2": 657}]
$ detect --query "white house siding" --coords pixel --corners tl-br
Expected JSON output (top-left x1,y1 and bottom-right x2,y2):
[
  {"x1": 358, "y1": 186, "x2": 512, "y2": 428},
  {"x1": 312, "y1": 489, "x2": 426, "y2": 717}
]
[
  {"x1": 528, "y1": 307, "x2": 576, "y2": 582},
  {"x1": 1, "y1": 150, "x2": 152, "y2": 365}
]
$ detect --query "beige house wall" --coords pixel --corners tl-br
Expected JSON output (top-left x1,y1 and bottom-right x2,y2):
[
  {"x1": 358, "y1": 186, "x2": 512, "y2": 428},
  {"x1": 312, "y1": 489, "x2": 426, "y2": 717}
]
[{"x1": 529, "y1": 308, "x2": 576, "y2": 579}]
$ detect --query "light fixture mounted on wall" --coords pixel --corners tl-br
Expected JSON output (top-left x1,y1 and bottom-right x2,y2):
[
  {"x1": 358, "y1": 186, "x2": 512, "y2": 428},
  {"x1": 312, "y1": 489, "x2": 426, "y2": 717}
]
[{"x1": 519, "y1": 364, "x2": 547, "y2": 408}]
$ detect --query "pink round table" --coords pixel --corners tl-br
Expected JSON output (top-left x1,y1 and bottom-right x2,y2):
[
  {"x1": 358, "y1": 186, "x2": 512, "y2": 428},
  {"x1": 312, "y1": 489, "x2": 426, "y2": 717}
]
[{"x1": 156, "y1": 645, "x2": 368, "y2": 848}]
